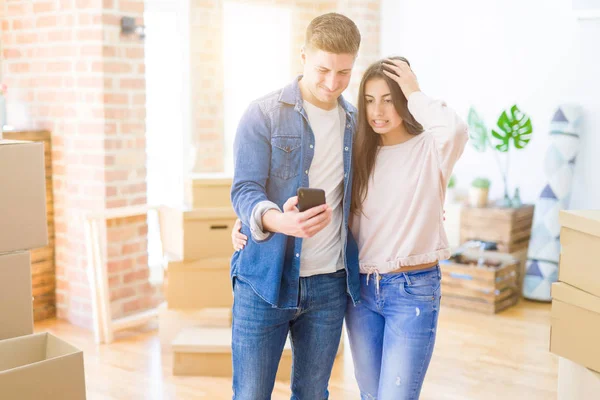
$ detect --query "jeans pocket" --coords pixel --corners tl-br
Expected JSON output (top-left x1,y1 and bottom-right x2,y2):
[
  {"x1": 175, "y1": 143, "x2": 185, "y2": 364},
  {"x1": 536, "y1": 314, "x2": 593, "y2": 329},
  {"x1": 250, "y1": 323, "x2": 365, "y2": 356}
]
[
  {"x1": 271, "y1": 136, "x2": 301, "y2": 180},
  {"x1": 400, "y1": 280, "x2": 440, "y2": 301}
]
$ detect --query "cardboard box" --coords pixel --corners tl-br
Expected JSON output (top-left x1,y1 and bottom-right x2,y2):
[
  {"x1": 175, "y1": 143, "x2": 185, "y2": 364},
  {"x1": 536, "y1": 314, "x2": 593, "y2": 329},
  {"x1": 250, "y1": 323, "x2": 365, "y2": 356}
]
[
  {"x1": 184, "y1": 173, "x2": 232, "y2": 209},
  {"x1": 172, "y1": 327, "x2": 293, "y2": 380},
  {"x1": 167, "y1": 257, "x2": 232, "y2": 309},
  {"x1": 172, "y1": 327, "x2": 343, "y2": 379},
  {"x1": 559, "y1": 210, "x2": 600, "y2": 297},
  {"x1": 0, "y1": 140, "x2": 48, "y2": 253},
  {"x1": 550, "y1": 282, "x2": 600, "y2": 372},
  {"x1": 159, "y1": 206, "x2": 237, "y2": 261},
  {"x1": 158, "y1": 302, "x2": 232, "y2": 351},
  {"x1": 0, "y1": 332, "x2": 86, "y2": 399},
  {"x1": 0, "y1": 251, "x2": 34, "y2": 340},
  {"x1": 558, "y1": 357, "x2": 600, "y2": 400}
]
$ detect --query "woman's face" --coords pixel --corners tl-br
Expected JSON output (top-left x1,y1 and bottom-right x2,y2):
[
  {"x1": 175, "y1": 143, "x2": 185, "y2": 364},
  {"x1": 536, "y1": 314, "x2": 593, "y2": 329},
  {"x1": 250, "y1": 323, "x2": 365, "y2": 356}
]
[{"x1": 364, "y1": 77, "x2": 402, "y2": 136}]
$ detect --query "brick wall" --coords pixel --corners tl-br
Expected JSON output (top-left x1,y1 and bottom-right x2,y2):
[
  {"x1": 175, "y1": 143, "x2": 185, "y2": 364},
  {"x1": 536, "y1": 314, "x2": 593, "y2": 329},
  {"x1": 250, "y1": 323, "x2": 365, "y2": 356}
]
[{"x1": 1, "y1": 0, "x2": 160, "y2": 329}]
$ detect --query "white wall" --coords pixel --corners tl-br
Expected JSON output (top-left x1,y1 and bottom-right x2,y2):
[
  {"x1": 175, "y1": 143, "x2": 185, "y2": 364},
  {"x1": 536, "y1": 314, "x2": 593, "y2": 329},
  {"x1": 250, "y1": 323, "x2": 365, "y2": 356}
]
[{"x1": 380, "y1": 0, "x2": 600, "y2": 209}]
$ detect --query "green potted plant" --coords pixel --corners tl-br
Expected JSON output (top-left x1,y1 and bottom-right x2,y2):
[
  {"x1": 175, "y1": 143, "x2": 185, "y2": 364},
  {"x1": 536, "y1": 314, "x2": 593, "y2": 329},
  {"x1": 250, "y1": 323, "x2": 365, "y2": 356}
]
[
  {"x1": 468, "y1": 105, "x2": 533, "y2": 207},
  {"x1": 469, "y1": 177, "x2": 491, "y2": 207}
]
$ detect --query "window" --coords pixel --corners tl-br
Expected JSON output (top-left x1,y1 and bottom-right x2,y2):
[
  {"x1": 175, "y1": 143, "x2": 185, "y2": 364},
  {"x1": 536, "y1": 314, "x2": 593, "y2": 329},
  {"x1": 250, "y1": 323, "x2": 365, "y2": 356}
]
[
  {"x1": 144, "y1": 0, "x2": 191, "y2": 282},
  {"x1": 223, "y1": 1, "x2": 293, "y2": 174}
]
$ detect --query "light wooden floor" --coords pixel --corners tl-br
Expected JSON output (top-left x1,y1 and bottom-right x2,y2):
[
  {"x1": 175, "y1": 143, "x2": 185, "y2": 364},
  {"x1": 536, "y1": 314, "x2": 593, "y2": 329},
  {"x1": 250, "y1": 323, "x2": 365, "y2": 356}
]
[{"x1": 35, "y1": 299, "x2": 558, "y2": 400}]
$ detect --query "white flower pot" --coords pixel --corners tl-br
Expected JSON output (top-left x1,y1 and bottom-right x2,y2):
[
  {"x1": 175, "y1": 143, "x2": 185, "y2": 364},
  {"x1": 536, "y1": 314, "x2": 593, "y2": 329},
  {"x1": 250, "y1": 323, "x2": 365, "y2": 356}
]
[{"x1": 469, "y1": 187, "x2": 489, "y2": 208}]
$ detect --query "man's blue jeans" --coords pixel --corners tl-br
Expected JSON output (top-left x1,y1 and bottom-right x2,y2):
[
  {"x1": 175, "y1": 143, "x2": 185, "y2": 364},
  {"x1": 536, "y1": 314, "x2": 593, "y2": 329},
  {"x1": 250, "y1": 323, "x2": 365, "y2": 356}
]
[{"x1": 232, "y1": 269, "x2": 347, "y2": 400}]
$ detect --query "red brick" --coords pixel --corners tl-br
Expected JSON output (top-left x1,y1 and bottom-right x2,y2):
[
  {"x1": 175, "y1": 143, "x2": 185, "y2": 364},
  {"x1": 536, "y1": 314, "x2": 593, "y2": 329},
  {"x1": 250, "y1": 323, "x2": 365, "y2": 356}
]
[
  {"x1": 104, "y1": 62, "x2": 132, "y2": 74},
  {"x1": 46, "y1": 61, "x2": 73, "y2": 73},
  {"x1": 122, "y1": 298, "x2": 141, "y2": 314},
  {"x1": 16, "y1": 32, "x2": 40, "y2": 45},
  {"x1": 12, "y1": 18, "x2": 35, "y2": 30},
  {"x1": 104, "y1": 93, "x2": 128, "y2": 105},
  {"x1": 8, "y1": 63, "x2": 30, "y2": 73},
  {"x1": 110, "y1": 286, "x2": 136, "y2": 301},
  {"x1": 121, "y1": 123, "x2": 145, "y2": 134},
  {"x1": 102, "y1": 14, "x2": 120, "y2": 25},
  {"x1": 36, "y1": 15, "x2": 58, "y2": 28},
  {"x1": 122, "y1": 242, "x2": 141, "y2": 255},
  {"x1": 104, "y1": 107, "x2": 130, "y2": 119},
  {"x1": 125, "y1": 47, "x2": 144, "y2": 59},
  {"x1": 77, "y1": 77, "x2": 104, "y2": 88},
  {"x1": 75, "y1": 0, "x2": 98, "y2": 9},
  {"x1": 47, "y1": 30, "x2": 73, "y2": 41},
  {"x1": 123, "y1": 268, "x2": 149, "y2": 284},
  {"x1": 7, "y1": 3, "x2": 32, "y2": 16},
  {"x1": 77, "y1": 29, "x2": 102, "y2": 41},
  {"x1": 80, "y1": 45, "x2": 103, "y2": 57},
  {"x1": 120, "y1": 1, "x2": 144, "y2": 14},
  {"x1": 33, "y1": 1, "x2": 57, "y2": 13},
  {"x1": 106, "y1": 169, "x2": 129, "y2": 181},
  {"x1": 119, "y1": 78, "x2": 145, "y2": 90}
]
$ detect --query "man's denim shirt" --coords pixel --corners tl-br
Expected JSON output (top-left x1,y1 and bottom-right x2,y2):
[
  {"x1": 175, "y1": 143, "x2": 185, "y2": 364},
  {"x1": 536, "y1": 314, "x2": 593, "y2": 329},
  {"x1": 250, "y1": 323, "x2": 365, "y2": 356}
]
[{"x1": 230, "y1": 76, "x2": 361, "y2": 309}]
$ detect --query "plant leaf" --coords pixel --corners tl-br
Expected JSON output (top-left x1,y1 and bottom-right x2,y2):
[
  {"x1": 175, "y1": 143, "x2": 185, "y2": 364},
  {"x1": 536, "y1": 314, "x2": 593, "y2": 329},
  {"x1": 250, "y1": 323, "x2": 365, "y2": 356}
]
[
  {"x1": 491, "y1": 105, "x2": 533, "y2": 152},
  {"x1": 467, "y1": 107, "x2": 489, "y2": 152}
]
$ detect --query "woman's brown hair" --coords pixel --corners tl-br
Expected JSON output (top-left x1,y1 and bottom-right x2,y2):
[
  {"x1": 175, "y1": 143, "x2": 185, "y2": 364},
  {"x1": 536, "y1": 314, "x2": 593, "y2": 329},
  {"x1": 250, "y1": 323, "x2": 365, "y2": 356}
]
[{"x1": 351, "y1": 56, "x2": 424, "y2": 216}]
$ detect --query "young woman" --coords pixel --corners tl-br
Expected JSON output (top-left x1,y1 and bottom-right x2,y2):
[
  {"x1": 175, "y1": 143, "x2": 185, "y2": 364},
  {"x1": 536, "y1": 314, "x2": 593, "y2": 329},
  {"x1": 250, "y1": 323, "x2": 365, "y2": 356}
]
[{"x1": 232, "y1": 56, "x2": 468, "y2": 400}]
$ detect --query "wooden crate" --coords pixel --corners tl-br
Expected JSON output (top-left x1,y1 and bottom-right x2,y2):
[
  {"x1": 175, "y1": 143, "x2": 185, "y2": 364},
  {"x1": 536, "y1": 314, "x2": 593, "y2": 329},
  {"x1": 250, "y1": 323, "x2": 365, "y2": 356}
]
[
  {"x1": 460, "y1": 204, "x2": 534, "y2": 252},
  {"x1": 440, "y1": 251, "x2": 520, "y2": 314},
  {"x1": 3, "y1": 130, "x2": 56, "y2": 321}
]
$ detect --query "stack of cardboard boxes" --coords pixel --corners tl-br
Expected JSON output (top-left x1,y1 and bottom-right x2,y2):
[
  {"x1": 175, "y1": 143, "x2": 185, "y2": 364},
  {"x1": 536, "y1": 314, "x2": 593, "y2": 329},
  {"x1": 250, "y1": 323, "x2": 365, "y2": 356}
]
[
  {"x1": 158, "y1": 174, "x2": 242, "y2": 377},
  {"x1": 550, "y1": 210, "x2": 600, "y2": 399},
  {"x1": 0, "y1": 140, "x2": 86, "y2": 399},
  {"x1": 159, "y1": 174, "x2": 343, "y2": 379}
]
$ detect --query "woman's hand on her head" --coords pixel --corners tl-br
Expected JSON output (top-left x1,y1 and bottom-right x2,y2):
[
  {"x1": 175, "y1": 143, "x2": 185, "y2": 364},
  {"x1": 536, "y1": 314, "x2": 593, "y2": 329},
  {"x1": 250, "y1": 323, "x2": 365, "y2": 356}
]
[{"x1": 382, "y1": 59, "x2": 420, "y2": 99}]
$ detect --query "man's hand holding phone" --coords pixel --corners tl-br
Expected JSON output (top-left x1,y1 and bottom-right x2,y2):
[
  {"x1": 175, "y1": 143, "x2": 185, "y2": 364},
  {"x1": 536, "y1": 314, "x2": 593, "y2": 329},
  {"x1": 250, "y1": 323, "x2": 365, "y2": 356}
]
[
  {"x1": 231, "y1": 188, "x2": 331, "y2": 251},
  {"x1": 264, "y1": 195, "x2": 332, "y2": 239}
]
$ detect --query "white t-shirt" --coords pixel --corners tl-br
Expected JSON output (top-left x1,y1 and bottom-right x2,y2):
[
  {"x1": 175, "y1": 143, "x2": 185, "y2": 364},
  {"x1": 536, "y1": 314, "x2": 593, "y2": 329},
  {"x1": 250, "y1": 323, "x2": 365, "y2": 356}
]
[
  {"x1": 299, "y1": 100, "x2": 345, "y2": 277},
  {"x1": 249, "y1": 101, "x2": 346, "y2": 277}
]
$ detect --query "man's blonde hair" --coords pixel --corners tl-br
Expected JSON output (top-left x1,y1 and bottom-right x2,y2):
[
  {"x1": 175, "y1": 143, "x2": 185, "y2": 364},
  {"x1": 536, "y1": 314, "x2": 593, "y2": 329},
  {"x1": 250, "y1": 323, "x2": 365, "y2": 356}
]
[{"x1": 305, "y1": 13, "x2": 361, "y2": 55}]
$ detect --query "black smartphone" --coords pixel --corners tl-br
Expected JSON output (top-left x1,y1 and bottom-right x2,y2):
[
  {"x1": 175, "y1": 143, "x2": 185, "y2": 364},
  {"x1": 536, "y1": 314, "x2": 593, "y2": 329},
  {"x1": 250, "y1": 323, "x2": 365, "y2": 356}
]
[{"x1": 297, "y1": 187, "x2": 326, "y2": 212}]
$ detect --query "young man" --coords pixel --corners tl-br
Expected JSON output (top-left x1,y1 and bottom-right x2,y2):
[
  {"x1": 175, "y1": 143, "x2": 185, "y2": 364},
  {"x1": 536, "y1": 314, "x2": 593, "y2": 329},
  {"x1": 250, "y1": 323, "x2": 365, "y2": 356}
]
[{"x1": 230, "y1": 13, "x2": 361, "y2": 400}]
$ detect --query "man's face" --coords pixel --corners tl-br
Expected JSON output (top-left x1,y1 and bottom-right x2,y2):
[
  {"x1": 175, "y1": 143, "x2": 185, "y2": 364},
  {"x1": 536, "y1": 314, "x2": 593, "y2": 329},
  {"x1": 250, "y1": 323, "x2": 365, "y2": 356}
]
[{"x1": 301, "y1": 47, "x2": 356, "y2": 106}]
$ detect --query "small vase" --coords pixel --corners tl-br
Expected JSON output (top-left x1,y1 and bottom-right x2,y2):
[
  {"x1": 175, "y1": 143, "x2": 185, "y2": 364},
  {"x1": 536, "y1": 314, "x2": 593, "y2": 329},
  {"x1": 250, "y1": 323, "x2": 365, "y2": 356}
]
[
  {"x1": 512, "y1": 187, "x2": 522, "y2": 208},
  {"x1": 469, "y1": 187, "x2": 489, "y2": 207},
  {"x1": 500, "y1": 193, "x2": 512, "y2": 208}
]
